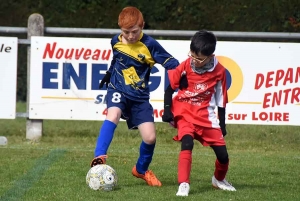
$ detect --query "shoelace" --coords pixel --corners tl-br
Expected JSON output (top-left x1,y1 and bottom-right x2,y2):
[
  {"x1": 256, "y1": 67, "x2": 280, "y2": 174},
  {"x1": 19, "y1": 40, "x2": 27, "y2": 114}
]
[
  {"x1": 222, "y1": 179, "x2": 232, "y2": 186},
  {"x1": 98, "y1": 155, "x2": 108, "y2": 163},
  {"x1": 145, "y1": 170, "x2": 157, "y2": 181},
  {"x1": 179, "y1": 184, "x2": 188, "y2": 192},
  {"x1": 219, "y1": 179, "x2": 234, "y2": 188},
  {"x1": 91, "y1": 155, "x2": 108, "y2": 166}
]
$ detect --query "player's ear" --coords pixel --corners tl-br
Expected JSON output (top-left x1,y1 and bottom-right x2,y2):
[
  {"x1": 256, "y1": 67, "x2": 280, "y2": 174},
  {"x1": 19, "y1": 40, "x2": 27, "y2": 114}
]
[{"x1": 142, "y1": 22, "x2": 145, "y2": 29}]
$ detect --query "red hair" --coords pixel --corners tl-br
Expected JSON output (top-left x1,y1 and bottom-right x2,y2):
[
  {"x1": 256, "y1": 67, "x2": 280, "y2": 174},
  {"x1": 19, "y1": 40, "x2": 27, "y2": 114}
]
[{"x1": 118, "y1": 7, "x2": 144, "y2": 29}]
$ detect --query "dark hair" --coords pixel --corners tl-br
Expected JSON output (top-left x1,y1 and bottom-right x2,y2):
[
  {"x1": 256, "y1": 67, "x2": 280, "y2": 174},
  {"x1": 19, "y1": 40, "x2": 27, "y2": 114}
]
[{"x1": 190, "y1": 30, "x2": 217, "y2": 56}]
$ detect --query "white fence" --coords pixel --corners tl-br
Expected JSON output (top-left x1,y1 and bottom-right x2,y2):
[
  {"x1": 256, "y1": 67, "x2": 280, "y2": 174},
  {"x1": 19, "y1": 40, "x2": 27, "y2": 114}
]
[{"x1": 1, "y1": 14, "x2": 300, "y2": 140}]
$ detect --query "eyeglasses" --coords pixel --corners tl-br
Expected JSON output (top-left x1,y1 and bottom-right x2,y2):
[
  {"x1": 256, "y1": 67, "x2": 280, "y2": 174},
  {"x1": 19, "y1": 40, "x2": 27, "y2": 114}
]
[{"x1": 187, "y1": 52, "x2": 208, "y2": 63}]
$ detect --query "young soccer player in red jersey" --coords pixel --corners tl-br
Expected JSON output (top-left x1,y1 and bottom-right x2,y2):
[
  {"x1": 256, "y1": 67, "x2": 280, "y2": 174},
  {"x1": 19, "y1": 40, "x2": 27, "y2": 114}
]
[{"x1": 162, "y1": 30, "x2": 236, "y2": 196}]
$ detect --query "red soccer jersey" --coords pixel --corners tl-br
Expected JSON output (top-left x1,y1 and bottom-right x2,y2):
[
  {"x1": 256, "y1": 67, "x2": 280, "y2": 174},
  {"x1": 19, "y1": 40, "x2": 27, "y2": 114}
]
[{"x1": 168, "y1": 57, "x2": 228, "y2": 128}]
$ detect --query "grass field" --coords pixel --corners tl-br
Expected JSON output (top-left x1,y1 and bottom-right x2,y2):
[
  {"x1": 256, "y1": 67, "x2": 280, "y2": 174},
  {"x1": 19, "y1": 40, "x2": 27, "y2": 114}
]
[{"x1": 0, "y1": 102, "x2": 299, "y2": 201}]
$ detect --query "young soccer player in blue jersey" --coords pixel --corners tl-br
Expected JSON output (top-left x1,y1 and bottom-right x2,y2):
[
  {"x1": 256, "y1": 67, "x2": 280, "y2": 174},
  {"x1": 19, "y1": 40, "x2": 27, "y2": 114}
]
[{"x1": 90, "y1": 6, "x2": 180, "y2": 187}]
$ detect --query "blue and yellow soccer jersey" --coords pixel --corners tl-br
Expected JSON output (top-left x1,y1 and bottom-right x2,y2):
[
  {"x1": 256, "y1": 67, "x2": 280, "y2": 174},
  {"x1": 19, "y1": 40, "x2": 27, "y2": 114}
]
[{"x1": 107, "y1": 32, "x2": 179, "y2": 101}]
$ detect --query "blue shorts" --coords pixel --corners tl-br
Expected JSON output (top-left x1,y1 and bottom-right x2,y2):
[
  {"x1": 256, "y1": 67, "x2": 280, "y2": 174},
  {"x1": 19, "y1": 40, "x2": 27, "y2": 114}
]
[{"x1": 106, "y1": 89, "x2": 154, "y2": 129}]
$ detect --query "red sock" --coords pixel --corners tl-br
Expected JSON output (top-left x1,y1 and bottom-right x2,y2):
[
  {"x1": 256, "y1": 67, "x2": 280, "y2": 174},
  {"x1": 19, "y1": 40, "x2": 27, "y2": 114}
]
[
  {"x1": 178, "y1": 150, "x2": 192, "y2": 184},
  {"x1": 214, "y1": 159, "x2": 229, "y2": 181}
]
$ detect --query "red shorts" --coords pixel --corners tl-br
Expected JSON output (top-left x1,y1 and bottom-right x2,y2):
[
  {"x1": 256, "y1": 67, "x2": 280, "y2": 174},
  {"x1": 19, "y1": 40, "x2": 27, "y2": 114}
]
[{"x1": 173, "y1": 118, "x2": 226, "y2": 146}]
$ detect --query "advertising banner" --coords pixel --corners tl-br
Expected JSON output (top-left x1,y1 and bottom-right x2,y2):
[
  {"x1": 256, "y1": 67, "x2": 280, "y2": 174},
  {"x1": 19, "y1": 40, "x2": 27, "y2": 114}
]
[
  {"x1": 30, "y1": 36, "x2": 300, "y2": 125},
  {"x1": 0, "y1": 37, "x2": 18, "y2": 119}
]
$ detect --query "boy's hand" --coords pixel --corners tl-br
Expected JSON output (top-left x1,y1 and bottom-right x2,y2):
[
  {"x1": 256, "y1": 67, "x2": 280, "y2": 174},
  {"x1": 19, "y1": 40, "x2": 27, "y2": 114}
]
[
  {"x1": 220, "y1": 124, "x2": 227, "y2": 137},
  {"x1": 99, "y1": 71, "x2": 111, "y2": 89},
  {"x1": 179, "y1": 71, "x2": 188, "y2": 90},
  {"x1": 162, "y1": 106, "x2": 174, "y2": 122},
  {"x1": 218, "y1": 107, "x2": 227, "y2": 137}
]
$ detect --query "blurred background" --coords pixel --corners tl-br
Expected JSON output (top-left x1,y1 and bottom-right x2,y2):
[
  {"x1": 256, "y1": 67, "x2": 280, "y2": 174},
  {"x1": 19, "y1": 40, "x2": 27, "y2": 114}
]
[{"x1": 1, "y1": 0, "x2": 300, "y2": 102}]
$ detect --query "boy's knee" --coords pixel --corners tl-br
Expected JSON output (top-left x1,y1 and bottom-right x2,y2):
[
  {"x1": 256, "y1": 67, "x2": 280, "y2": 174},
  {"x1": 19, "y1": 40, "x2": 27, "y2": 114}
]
[
  {"x1": 106, "y1": 108, "x2": 122, "y2": 124},
  {"x1": 139, "y1": 122, "x2": 156, "y2": 144},
  {"x1": 211, "y1": 145, "x2": 229, "y2": 164},
  {"x1": 181, "y1": 135, "x2": 194, "y2": 151},
  {"x1": 217, "y1": 154, "x2": 229, "y2": 164},
  {"x1": 144, "y1": 137, "x2": 156, "y2": 144},
  {"x1": 141, "y1": 132, "x2": 156, "y2": 144}
]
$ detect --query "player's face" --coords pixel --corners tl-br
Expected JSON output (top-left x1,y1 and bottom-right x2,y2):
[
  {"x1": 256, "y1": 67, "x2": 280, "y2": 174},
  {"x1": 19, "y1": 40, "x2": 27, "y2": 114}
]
[
  {"x1": 121, "y1": 25, "x2": 142, "y2": 44},
  {"x1": 188, "y1": 51, "x2": 213, "y2": 68}
]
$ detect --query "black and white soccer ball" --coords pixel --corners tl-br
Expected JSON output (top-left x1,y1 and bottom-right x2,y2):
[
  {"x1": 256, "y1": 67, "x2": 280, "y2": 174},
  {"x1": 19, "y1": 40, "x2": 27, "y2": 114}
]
[{"x1": 86, "y1": 164, "x2": 118, "y2": 191}]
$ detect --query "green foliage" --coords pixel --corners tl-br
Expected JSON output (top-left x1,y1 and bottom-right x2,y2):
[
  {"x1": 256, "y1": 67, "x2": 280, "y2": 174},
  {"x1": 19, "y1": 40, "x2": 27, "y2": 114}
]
[
  {"x1": 1, "y1": 0, "x2": 299, "y2": 31},
  {"x1": 0, "y1": 0, "x2": 300, "y2": 101}
]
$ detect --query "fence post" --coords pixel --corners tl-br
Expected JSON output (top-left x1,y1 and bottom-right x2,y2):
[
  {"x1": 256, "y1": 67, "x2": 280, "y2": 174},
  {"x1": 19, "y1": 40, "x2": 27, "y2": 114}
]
[{"x1": 26, "y1": 14, "x2": 44, "y2": 140}]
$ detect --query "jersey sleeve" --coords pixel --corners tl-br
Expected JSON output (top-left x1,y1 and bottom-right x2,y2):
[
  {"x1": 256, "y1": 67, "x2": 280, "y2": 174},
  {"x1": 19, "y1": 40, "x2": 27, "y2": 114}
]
[
  {"x1": 107, "y1": 37, "x2": 117, "y2": 73},
  {"x1": 167, "y1": 60, "x2": 186, "y2": 90},
  {"x1": 149, "y1": 39, "x2": 179, "y2": 70},
  {"x1": 215, "y1": 68, "x2": 228, "y2": 108}
]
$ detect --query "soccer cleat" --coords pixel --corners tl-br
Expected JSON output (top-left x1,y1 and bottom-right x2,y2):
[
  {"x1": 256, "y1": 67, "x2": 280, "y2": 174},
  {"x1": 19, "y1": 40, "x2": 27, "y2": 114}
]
[
  {"x1": 132, "y1": 166, "x2": 162, "y2": 187},
  {"x1": 90, "y1": 155, "x2": 107, "y2": 167},
  {"x1": 212, "y1": 176, "x2": 236, "y2": 191},
  {"x1": 176, "y1": 182, "x2": 190, "y2": 196}
]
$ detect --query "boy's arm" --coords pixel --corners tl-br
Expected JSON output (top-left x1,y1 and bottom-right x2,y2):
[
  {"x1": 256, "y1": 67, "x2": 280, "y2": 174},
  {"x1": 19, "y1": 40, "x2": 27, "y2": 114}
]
[
  {"x1": 99, "y1": 41, "x2": 115, "y2": 89},
  {"x1": 162, "y1": 67, "x2": 178, "y2": 123},
  {"x1": 150, "y1": 40, "x2": 180, "y2": 70},
  {"x1": 167, "y1": 60, "x2": 187, "y2": 89},
  {"x1": 218, "y1": 107, "x2": 226, "y2": 136},
  {"x1": 162, "y1": 85, "x2": 175, "y2": 122},
  {"x1": 149, "y1": 39, "x2": 189, "y2": 89},
  {"x1": 107, "y1": 40, "x2": 116, "y2": 74},
  {"x1": 99, "y1": 60, "x2": 114, "y2": 89},
  {"x1": 215, "y1": 68, "x2": 228, "y2": 136},
  {"x1": 162, "y1": 61, "x2": 186, "y2": 122}
]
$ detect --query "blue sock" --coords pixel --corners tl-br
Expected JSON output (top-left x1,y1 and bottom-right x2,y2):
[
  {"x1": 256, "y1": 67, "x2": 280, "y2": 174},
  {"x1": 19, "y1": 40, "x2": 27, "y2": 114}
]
[
  {"x1": 136, "y1": 141, "x2": 156, "y2": 174},
  {"x1": 94, "y1": 120, "x2": 117, "y2": 157}
]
